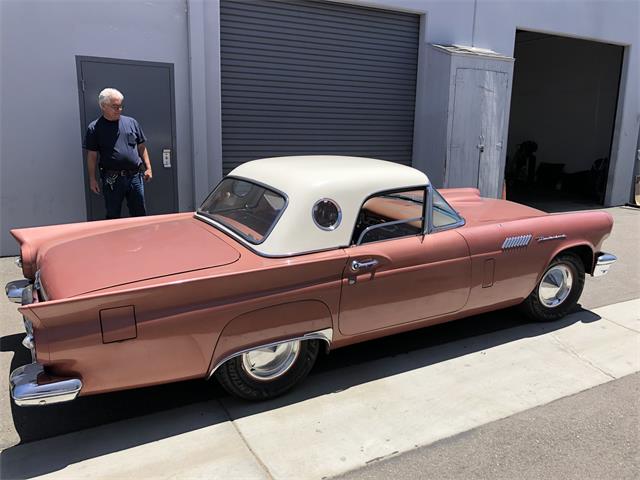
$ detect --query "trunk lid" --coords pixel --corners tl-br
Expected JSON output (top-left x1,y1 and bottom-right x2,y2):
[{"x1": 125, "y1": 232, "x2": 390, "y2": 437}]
[{"x1": 38, "y1": 217, "x2": 240, "y2": 299}]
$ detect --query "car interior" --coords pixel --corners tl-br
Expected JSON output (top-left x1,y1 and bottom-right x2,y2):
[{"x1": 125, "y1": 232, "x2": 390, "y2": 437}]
[{"x1": 351, "y1": 190, "x2": 424, "y2": 245}]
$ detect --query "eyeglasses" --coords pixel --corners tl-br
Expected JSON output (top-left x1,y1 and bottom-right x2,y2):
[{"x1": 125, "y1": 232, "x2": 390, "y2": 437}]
[{"x1": 109, "y1": 104, "x2": 124, "y2": 111}]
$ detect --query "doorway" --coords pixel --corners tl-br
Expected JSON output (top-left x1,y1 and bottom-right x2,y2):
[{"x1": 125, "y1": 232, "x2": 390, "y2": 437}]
[
  {"x1": 505, "y1": 31, "x2": 624, "y2": 210},
  {"x1": 76, "y1": 57, "x2": 178, "y2": 220}
]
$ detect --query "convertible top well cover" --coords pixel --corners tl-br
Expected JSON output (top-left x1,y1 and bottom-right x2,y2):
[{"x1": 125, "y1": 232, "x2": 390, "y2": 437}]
[{"x1": 204, "y1": 156, "x2": 430, "y2": 256}]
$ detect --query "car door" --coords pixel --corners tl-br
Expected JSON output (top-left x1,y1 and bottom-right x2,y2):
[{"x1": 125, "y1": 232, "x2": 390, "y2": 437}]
[{"x1": 338, "y1": 189, "x2": 471, "y2": 336}]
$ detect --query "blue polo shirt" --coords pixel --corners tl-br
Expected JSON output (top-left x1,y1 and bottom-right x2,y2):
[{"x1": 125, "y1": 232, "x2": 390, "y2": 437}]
[{"x1": 84, "y1": 115, "x2": 147, "y2": 170}]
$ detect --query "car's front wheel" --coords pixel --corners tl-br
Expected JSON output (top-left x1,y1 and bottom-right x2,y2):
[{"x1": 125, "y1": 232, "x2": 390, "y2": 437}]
[
  {"x1": 215, "y1": 339, "x2": 320, "y2": 400},
  {"x1": 521, "y1": 252, "x2": 585, "y2": 322}
]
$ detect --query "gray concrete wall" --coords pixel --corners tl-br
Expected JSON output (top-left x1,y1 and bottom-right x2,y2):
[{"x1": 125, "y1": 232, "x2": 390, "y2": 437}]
[
  {"x1": 188, "y1": 0, "x2": 224, "y2": 206},
  {"x1": 0, "y1": 0, "x2": 193, "y2": 255}
]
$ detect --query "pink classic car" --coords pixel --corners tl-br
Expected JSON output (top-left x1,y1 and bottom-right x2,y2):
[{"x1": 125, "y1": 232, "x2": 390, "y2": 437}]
[{"x1": 6, "y1": 156, "x2": 616, "y2": 405}]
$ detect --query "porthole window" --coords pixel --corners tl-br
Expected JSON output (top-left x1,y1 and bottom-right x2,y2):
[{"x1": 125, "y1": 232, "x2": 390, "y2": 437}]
[{"x1": 312, "y1": 198, "x2": 341, "y2": 231}]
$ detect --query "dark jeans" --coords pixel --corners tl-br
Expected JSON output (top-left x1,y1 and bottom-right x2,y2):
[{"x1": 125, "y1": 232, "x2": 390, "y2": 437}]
[{"x1": 102, "y1": 173, "x2": 147, "y2": 219}]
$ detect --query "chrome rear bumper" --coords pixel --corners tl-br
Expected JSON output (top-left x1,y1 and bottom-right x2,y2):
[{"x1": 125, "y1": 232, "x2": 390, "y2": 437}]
[
  {"x1": 593, "y1": 252, "x2": 617, "y2": 277},
  {"x1": 5, "y1": 279, "x2": 31, "y2": 304},
  {"x1": 10, "y1": 363, "x2": 82, "y2": 406}
]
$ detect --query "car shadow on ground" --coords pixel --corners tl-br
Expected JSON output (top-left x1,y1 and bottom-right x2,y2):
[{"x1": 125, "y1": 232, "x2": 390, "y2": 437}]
[{"x1": 0, "y1": 305, "x2": 601, "y2": 478}]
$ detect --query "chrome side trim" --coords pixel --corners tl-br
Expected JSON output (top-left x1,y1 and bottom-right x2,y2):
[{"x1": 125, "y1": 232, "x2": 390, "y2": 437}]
[
  {"x1": 536, "y1": 234, "x2": 567, "y2": 243},
  {"x1": 593, "y1": 252, "x2": 617, "y2": 277},
  {"x1": 208, "y1": 328, "x2": 333, "y2": 379},
  {"x1": 5, "y1": 279, "x2": 30, "y2": 304},
  {"x1": 10, "y1": 363, "x2": 82, "y2": 407},
  {"x1": 501, "y1": 234, "x2": 532, "y2": 250}
]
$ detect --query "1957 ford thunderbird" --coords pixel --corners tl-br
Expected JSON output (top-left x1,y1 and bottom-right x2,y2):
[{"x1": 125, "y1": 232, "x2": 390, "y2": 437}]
[{"x1": 6, "y1": 156, "x2": 616, "y2": 405}]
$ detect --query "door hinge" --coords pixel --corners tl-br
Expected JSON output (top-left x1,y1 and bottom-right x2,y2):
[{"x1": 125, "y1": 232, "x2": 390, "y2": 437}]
[{"x1": 80, "y1": 78, "x2": 86, "y2": 92}]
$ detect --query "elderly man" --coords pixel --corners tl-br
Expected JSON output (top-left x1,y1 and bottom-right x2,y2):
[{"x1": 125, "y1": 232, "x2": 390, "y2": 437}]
[{"x1": 84, "y1": 88, "x2": 152, "y2": 219}]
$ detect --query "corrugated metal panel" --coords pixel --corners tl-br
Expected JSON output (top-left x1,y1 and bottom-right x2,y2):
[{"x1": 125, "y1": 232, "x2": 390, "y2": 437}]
[{"x1": 220, "y1": 0, "x2": 419, "y2": 174}]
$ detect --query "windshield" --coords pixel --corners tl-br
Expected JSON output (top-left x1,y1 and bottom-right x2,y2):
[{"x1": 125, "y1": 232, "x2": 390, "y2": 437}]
[{"x1": 198, "y1": 178, "x2": 287, "y2": 244}]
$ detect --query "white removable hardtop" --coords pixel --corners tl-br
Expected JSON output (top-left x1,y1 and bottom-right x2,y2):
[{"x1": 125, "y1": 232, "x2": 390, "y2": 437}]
[{"x1": 220, "y1": 155, "x2": 430, "y2": 256}]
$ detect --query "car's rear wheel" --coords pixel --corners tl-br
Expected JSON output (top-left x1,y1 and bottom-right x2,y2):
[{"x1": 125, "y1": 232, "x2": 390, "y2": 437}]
[
  {"x1": 521, "y1": 252, "x2": 585, "y2": 322},
  {"x1": 215, "y1": 339, "x2": 320, "y2": 400}
]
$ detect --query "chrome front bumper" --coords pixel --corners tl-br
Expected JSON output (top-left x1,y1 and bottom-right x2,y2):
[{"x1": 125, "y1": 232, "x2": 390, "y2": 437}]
[
  {"x1": 593, "y1": 252, "x2": 617, "y2": 277},
  {"x1": 10, "y1": 363, "x2": 82, "y2": 407}
]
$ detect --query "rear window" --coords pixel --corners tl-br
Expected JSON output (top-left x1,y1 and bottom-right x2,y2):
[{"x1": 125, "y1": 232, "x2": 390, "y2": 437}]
[{"x1": 198, "y1": 178, "x2": 287, "y2": 244}]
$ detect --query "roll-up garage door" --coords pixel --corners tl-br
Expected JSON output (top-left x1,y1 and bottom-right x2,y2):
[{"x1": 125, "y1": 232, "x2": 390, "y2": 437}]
[{"x1": 220, "y1": 0, "x2": 420, "y2": 174}]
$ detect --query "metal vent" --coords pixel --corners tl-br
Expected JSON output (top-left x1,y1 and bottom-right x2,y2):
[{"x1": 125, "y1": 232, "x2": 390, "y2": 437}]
[{"x1": 501, "y1": 234, "x2": 532, "y2": 250}]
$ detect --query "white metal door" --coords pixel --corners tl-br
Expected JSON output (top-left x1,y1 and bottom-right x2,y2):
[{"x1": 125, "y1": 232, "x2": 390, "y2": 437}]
[{"x1": 449, "y1": 68, "x2": 508, "y2": 197}]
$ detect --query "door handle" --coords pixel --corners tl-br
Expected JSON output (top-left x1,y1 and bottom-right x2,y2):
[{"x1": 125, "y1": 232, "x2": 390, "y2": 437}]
[
  {"x1": 477, "y1": 134, "x2": 485, "y2": 153},
  {"x1": 351, "y1": 259, "x2": 379, "y2": 272}
]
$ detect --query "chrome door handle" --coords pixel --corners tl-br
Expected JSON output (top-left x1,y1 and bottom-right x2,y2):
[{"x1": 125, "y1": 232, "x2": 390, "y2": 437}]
[{"x1": 351, "y1": 259, "x2": 379, "y2": 272}]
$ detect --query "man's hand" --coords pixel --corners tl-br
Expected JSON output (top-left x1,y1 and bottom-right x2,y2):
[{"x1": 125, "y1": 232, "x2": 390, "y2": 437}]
[
  {"x1": 90, "y1": 177, "x2": 101, "y2": 194},
  {"x1": 87, "y1": 150, "x2": 100, "y2": 194},
  {"x1": 137, "y1": 143, "x2": 152, "y2": 182}
]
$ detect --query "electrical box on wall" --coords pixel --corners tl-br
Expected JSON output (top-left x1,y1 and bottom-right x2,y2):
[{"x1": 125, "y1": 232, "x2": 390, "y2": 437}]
[{"x1": 421, "y1": 45, "x2": 514, "y2": 198}]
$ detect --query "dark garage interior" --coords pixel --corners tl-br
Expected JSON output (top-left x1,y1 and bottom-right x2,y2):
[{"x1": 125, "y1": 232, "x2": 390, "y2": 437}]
[{"x1": 505, "y1": 30, "x2": 624, "y2": 211}]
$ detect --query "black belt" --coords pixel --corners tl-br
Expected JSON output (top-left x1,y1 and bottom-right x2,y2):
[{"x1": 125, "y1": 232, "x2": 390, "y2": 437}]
[{"x1": 101, "y1": 168, "x2": 141, "y2": 177}]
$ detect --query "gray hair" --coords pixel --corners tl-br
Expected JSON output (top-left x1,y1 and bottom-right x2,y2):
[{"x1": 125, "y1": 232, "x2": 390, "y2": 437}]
[{"x1": 98, "y1": 88, "x2": 124, "y2": 107}]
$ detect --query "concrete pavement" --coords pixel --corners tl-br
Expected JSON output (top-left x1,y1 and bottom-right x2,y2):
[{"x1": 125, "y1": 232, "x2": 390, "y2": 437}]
[{"x1": 337, "y1": 372, "x2": 640, "y2": 480}]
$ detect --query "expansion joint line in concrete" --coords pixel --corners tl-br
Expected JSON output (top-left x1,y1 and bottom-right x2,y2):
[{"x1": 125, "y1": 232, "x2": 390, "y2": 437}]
[
  {"x1": 549, "y1": 333, "x2": 616, "y2": 381},
  {"x1": 601, "y1": 316, "x2": 640, "y2": 334},
  {"x1": 216, "y1": 398, "x2": 275, "y2": 480}
]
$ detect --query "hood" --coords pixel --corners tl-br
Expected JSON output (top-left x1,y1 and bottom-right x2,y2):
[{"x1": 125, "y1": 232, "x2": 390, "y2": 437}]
[
  {"x1": 440, "y1": 188, "x2": 546, "y2": 226},
  {"x1": 38, "y1": 217, "x2": 240, "y2": 299}
]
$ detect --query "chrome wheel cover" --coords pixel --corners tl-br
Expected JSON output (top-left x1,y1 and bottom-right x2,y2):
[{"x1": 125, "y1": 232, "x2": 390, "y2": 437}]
[
  {"x1": 538, "y1": 264, "x2": 573, "y2": 308},
  {"x1": 241, "y1": 341, "x2": 301, "y2": 381}
]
